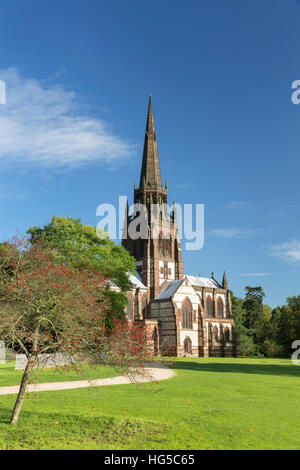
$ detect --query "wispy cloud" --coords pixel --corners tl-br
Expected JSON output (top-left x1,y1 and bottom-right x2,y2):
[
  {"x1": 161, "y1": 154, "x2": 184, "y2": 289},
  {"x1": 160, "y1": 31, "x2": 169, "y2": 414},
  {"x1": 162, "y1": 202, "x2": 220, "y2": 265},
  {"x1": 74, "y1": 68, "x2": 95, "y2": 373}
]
[
  {"x1": 225, "y1": 201, "x2": 249, "y2": 210},
  {"x1": 0, "y1": 68, "x2": 135, "y2": 168},
  {"x1": 240, "y1": 273, "x2": 271, "y2": 277},
  {"x1": 208, "y1": 228, "x2": 261, "y2": 239},
  {"x1": 266, "y1": 239, "x2": 300, "y2": 263}
]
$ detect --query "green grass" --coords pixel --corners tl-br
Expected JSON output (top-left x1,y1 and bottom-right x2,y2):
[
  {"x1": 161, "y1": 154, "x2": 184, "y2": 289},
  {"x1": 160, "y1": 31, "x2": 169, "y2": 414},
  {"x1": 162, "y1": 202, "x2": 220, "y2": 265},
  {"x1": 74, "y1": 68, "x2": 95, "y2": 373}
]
[
  {"x1": 0, "y1": 361, "x2": 119, "y2": 387},
  {"x1": 0, "y1": 357, "x2": 300, "y2": 449}
]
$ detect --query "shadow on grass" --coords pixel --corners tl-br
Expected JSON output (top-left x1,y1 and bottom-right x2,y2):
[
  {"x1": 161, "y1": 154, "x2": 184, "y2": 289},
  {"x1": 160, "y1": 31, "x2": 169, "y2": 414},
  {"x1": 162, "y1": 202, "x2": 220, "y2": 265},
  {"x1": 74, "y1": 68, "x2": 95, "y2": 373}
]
[
  {"x1": 170, "y1": 361, "x2": 300, "y2": 378},
  {"x1": 0, "y1": 407, "x2": 167, "y2": 450}
]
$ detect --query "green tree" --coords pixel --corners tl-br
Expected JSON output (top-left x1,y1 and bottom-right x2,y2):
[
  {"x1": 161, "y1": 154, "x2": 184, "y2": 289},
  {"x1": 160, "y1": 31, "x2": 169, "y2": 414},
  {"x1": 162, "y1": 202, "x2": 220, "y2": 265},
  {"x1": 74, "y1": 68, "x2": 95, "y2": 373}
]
[
  {"x1": 286, "y1": 295, "x2": 300, "y2": 342},
  {"x1": 272, "y1": 296, "x2": 300, "y2": 356},
  {"x1": 230, "y1": 291, "x2": 255, "y2": 356},
  {"x1": 243, "y1": 286, "x2": 265, "y2": 330},
  {"x1": 27, "y1": 217, "x2": 136, "y2": 323}
]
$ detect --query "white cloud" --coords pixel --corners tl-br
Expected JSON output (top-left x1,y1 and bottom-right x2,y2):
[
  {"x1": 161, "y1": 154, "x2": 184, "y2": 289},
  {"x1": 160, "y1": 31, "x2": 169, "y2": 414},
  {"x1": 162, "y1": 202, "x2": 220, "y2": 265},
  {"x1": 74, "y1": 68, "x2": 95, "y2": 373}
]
[
  {"x1": 266, "y1": 239, "x2": 300, "y2": 263},
  {"x1": 208, "y1": 228, "x2": 260, "y2": 239},
  {"x1": 0, "y1": 68, "x2": 135, "y2": 167},
  {"x1": 240, "y1": 273, "x2": 271, "y2": 277}
]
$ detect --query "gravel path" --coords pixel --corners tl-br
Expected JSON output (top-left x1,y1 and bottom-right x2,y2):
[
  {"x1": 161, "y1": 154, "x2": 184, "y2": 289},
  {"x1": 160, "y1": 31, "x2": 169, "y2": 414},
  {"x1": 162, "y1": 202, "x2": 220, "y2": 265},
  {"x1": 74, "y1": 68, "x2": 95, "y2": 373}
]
[{"x1": 0, "y1": 363, "x2": 175, "y2": 396}]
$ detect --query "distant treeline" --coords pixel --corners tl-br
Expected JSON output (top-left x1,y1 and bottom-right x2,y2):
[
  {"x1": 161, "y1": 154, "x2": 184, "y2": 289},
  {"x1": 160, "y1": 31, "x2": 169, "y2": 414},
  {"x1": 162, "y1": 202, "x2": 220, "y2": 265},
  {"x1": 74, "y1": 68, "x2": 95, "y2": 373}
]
[{"x1": 231, "y1": 287, "x2": 300, "y2": 357}]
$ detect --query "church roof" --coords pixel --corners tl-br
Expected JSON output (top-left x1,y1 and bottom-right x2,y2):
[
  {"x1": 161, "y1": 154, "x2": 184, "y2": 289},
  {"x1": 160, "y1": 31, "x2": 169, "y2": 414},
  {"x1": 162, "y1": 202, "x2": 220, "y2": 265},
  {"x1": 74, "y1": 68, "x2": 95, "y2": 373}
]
[
  {"x1": 155, "y1": 279, "x2": 185, "y2": 300},
  {"x1": 154, "y1": 275, "x2": 222, "y2": 301},
  {"x1": 129, "y1": 272, "x2": 147, "y2": 289},
  {"x1": 185, "y1": 275, "x2": 221, "y2": 289}
]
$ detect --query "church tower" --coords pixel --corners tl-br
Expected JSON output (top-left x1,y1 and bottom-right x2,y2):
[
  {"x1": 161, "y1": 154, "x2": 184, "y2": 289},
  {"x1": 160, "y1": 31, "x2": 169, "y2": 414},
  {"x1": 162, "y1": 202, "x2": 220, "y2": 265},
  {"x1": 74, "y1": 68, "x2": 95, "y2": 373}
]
[{"x1": 122, "y1": 96, "x2": 183, "y2": 301}]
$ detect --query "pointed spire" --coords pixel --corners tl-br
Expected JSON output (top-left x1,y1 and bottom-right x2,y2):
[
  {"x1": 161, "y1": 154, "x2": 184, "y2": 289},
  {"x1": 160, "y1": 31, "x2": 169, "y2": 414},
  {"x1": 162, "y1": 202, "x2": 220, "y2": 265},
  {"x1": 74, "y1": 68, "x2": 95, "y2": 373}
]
[
  {"x1": 222, "y1": 271, "x2": 228, "y2": 289},
  {"x1": 139, "y1": 95, "x2": 162, "y2": 188},
  {"x1": 145, "y1": 94, "x2": 155, "y2": 134},
  {"x1": 172, "y1": 200, "x2": 177, "y2": 219}
]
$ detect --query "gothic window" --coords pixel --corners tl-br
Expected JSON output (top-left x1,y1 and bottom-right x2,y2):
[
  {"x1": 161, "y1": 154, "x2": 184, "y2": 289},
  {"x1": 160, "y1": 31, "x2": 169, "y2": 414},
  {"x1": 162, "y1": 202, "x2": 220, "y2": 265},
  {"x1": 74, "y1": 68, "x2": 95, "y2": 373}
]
[
  {"x1": 184, "y1": 336, "x2": 192, "y2": 354},
  {"x1": 127, "y1": 296, "x2": 133, "y2": 321},
  {"x1": 141, "y1": 295, "x2": 147, "y2": 320},
  {"x1": 164, "y1": 262, "x2": 168, "y2": 278},
  {"x1": 206, "y1": 296, "x2": 213, "y2": 317},
  {"x1": 213, "y1": 326, "x2": 219, "y2": 342},
  {"x1": 225, "y1": 301, "x2": 230, "y2": 318},
  {"x1": 217, "y1": 298, "x2": 224, "y2": 318},
  {"x1": 182, "y1": 299, "x2": 192, "y2": 329},
  {"x1": 225, "y1": 327, "x2": 230, "y2": 342}
]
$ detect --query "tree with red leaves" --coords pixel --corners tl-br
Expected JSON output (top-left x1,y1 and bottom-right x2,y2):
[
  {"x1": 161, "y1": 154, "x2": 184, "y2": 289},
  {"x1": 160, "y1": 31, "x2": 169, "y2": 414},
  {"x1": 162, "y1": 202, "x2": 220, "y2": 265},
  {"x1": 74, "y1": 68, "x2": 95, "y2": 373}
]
[{"x1": 0, "y1": 237, "x2": 150, "y2": 424}]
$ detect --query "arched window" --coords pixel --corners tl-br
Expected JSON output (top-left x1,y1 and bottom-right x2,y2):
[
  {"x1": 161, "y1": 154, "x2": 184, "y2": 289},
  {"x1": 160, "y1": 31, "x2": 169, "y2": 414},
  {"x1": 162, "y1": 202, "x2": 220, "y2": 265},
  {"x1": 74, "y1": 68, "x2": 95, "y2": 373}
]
[
  {"x1": 213, "y1": 326, "x2": 219, "y2": 342},
  {"x1": 153, "y1": 327, "x2": 158, "y2": 355},
  {"x1": 127, "y1": 297, "x2": 133, "y2": 321},
  {"x1": 141, "y1": 295, "x2": 147, "y2": 319},
  {"x1": 182, "y1": 299, "x2": 192, "y2": 329},
  {"x1": 159, "y1": 233, "x2": 162, "y2": 253},
  {"x1": 225, "y1": 327, "x2": 230, "y2": 341},
  {"x1": 217, "y1": 298, "x2": 224, "y2": 318},
  {"x1": 184, "y1": 336, "x2": 192, "y2": 354},
  {"x1": 206, "y1": 296, "x2": 213, "y2": 317}
]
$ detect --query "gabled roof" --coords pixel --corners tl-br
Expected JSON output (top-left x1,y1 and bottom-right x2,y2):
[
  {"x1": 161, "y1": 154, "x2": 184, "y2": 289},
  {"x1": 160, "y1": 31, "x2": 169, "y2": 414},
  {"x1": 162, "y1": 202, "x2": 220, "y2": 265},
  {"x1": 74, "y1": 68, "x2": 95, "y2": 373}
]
[
  {"x1": 154, "y1": 274, "x2": 222, "y2": 301},
  {"x1": 185, "y1": 275, "x2": 221, "y2": 289},
  {"x1": 155, "y1": 279, "x2": 185, "y2": 300},
  {"x1": 129, "y1": 273, "x2": 147, "y2": 289}
]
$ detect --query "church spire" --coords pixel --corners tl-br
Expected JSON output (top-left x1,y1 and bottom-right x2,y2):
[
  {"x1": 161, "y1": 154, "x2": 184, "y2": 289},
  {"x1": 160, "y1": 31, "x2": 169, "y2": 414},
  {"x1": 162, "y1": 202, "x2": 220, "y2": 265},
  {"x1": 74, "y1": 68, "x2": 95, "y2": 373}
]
[
  {"x1": 222, "y1": 271, "x2": 228, "y2": 290},
  {"x1": 139, "y1": 95, "x2": 162, "y2": 189}
]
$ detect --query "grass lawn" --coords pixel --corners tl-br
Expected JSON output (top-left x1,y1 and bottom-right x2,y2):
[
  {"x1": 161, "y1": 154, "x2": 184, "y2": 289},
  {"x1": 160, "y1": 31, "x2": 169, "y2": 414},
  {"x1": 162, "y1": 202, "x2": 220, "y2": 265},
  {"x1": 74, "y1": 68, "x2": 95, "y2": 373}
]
[
  {"x1": 0, "y1": 361, "x2": 119, "y2": 387},
  {"x1": 0, "y1": 357, "x2": 300, "y2": 450}
]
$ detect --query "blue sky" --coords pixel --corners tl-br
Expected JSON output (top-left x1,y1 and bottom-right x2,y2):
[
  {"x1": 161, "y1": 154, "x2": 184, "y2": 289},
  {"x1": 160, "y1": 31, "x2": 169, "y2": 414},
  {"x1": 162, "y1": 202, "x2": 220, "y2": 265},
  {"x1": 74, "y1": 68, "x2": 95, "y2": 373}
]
[{"x1": 0, "y1": 0, "x2": 299, "y2": 307}]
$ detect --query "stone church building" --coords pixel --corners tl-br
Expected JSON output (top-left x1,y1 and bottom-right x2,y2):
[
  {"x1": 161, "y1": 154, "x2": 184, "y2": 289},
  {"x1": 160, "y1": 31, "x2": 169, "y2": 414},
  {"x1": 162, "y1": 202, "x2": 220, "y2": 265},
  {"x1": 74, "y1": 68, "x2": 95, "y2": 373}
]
[{"x1": 122, "y1": 97, "x2": 236, "y2": 357}]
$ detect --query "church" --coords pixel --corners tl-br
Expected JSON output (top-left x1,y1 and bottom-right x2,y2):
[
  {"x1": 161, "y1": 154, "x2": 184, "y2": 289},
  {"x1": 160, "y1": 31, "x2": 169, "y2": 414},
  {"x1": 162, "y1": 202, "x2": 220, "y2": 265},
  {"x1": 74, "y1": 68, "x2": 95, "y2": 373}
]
[{"x1": 122, "y1": 97, "x2": 236, "y2": 357}]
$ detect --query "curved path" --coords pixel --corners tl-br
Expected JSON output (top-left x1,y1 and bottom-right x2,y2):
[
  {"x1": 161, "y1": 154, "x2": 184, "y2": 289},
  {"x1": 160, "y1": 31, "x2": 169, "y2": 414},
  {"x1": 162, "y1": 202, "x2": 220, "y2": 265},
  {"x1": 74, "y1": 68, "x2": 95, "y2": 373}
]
[{"x1": 0, "y1": 363, "x2": 175, "y2": 396}]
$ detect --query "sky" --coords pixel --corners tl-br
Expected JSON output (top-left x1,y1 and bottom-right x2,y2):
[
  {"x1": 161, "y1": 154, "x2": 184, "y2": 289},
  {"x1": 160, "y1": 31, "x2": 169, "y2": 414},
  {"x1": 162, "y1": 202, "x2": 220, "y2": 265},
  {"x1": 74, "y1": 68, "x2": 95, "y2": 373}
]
[{"x1": 0, "y1": 0, "x2": 299, "y2": 307}]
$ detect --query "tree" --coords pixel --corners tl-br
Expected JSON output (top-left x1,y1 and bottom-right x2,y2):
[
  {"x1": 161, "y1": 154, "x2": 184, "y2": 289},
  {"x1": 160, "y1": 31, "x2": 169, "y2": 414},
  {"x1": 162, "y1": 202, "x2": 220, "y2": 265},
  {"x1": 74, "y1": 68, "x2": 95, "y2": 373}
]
[
  {"x1": 286, "y1": 295, "x2": 300, "y2": 343},
  {"x1": 0, "y1": 238, "x2": 149, "y2": 424},
  {"x1": 243, "y1": 286, "x2": 265, "y2": 330},
  {"x1": 27, "y1": 217, "x2": 136, "y2": 324},
  {"x1": 268, "y1": 296, "x2": 300, "y2": 356},
  {"x1": 230, "y1": 291, "x2": 255, "y2": 356},
  {"x1": 231, "y1": 286, "x2": 300, "y2": 357}
]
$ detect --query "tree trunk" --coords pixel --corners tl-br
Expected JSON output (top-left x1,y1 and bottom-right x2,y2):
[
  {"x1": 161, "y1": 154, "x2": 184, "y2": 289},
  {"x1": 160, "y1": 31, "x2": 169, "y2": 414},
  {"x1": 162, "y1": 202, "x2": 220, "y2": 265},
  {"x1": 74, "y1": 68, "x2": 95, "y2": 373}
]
[{"x1": 10, "y1": 356, "x2": 35, "y2": 425}]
